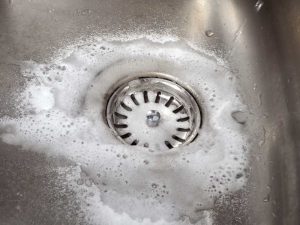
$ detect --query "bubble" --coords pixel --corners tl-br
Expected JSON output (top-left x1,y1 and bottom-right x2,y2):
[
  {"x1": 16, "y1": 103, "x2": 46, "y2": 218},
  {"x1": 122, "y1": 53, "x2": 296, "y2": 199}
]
[
  {"x1": 263, "y1": 194, "x2": 270, "y2": 202},
  {"x1": 255, "y1": 0, "x2": 264, "y2": 12},
  {"x1": 85, "y1": 179, "x2": 93, "y2": 187},
  {"x1": 205, "y1": 30, "x2": 215, "y2": 37},
  {"x1": 231, "y1": 111, "x2": 249, "y2": 124},
  {"x1": 151, "y1": 183, "x2": 158, "y2": 188},
  {"x1": 77, "y1": 179, "x2": 84, "y2": 185},
  {"x1": 143, "y1": 143, "x2": 149, "y2": 148},
  {"x1": 235, "y1": 173, "x2": 243, "y2": 179}
]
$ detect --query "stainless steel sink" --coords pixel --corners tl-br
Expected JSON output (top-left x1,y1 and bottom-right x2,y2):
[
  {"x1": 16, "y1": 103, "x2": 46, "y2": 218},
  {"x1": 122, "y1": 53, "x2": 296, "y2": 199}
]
[{"x1": 0, "y1": 0, "x2": 299, "y2": 224}]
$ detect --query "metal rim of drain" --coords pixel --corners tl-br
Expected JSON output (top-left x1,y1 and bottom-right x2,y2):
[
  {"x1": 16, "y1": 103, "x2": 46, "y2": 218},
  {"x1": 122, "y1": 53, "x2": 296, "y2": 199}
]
[{"x1": 106, "y1": 76, "x2": 202, "y2": 151}]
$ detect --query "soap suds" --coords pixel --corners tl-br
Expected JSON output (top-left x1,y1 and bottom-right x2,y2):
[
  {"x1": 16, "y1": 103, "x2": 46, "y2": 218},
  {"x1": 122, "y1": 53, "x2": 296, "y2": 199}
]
[{"x1": 0, "y1": 35, "x2": 250, "y2": 224}]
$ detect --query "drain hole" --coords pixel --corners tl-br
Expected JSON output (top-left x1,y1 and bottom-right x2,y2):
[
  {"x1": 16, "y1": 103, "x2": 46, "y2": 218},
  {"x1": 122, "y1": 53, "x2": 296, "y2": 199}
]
[
  {"x1": 177, "y1": 128, "x2": 191, "y2": 132},
  {"x1": 130, "y1": 94, "x2": 140, "y2": 106},
  {"x1": 106, "y1": 77, "x2": 202, "y2": 150},
  {"x1": 177, "y1": 117, "x2": 190, "y2": 122},
  {"x1": 114, "y1": 124, "x2": 128, "y2": 129},
  {"x1": 121, "y1": 102, "x2": 132, "y2": 111},
  {"x1": 165, "y1": 96, "x2": 174, "y2": 107},
  {"x1": 121, "y1": 133, "x2": 132, "y2": 139},
  {"x1": 155, "y1": 92, "x2": 161, "y2": 103},
  {"x1": 172, "y1": 135, "x2": 185, "y2": 143},
  {"x1": 114, "y1": 112, "x2": 128, "y2": 119},
  {"x1": 173, "y1": 105, "x2": 184, "y2": 114},
  {"x1": 143, "y1": 91, "x2": 149, "y2": 103},
  {"x1": 131, "y1": 139, "x2": 139, "y2": 145}
]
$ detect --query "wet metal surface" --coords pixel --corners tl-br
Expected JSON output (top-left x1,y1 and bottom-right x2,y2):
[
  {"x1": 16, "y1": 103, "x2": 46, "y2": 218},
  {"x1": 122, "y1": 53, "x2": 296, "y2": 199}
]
[{"x1": 0, "y1": 0, "x2": 300, "y2": 224}]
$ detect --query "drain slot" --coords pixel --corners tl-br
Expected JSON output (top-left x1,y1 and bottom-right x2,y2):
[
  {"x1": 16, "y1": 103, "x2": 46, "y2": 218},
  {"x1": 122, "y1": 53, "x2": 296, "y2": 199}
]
[
  {"x1": 131, "y1": 139, "x2": 139, "y2": 145},
  {"x1": 173, "y1": 105, "x2": 184, "y2": 114},
  {"x1": 177, "y1": 128, "x2": 191, "y2": 132},
  {"x1": 130, "y1": 94, "x2": 140, "y2": 106},
  {"x1": 165, "y1": 141, "x2": 174, "y2": 149},
  {"x1": 155, "y1": 92, "x2": 161, "y2": 103},
  {"x1": 165, "y1": 96, "x2": 174, "y2": 107},
  {"x1": 172, "y1": 135, "x2": 186, "y2": 143},
  {"x1": 114, "y1": 124, "x2": 128, "y2": 129},
  {"x1": 143, "y1": 91, "x2": 149, "y2": 103},
  {"x1": 114, "y1": 112, "x2": 128, "y2": 119},
  {"x1": 106, "y1": 77, "x2": 202, "y2": 151},
  {"x1": 177, "y1": 117, "x2": 189, "y2": 122},
  {"x1": 121, "y1": 133, "x2": 132, "y2": 139},
  {"x1": 120, "y1": 102, "x2": 132, "y2": 111}
]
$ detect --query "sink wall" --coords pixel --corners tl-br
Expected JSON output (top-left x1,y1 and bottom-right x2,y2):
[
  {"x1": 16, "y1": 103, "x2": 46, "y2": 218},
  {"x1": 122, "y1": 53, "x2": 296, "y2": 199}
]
[{"x1": 0, "y1": 0, "x2": 299, "y2": 224}]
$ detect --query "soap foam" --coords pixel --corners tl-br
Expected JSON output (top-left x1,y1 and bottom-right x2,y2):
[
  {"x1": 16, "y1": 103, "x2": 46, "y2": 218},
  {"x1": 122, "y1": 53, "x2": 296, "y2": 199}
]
[{"x1": 0, "y1": 35, "x2": 250, "y2": 224}]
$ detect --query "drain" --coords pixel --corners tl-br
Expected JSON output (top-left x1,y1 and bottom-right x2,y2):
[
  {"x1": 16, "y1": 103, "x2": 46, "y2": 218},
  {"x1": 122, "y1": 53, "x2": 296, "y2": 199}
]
[{"x1": 106, "y1": 77, "x2": 202, "y2": 150}]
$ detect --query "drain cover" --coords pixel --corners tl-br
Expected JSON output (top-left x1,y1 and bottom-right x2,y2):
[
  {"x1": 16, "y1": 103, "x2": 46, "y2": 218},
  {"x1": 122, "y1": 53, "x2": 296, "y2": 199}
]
[{"x1": 106, "y1": 77, "x2": 201, "y2": 150}]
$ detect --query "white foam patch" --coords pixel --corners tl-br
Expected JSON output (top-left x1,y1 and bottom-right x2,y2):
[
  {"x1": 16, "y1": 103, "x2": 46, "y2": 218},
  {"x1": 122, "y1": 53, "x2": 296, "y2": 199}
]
[{"x1": 0, "y1": 35, "x2": 250, "y2": 224}]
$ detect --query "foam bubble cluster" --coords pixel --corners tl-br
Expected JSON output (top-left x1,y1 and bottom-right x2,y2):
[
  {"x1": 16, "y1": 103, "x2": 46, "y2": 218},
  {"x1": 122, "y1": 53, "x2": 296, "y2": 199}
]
[{"x1": 0, "y1": 35, "x2": 250, "y2": 224}]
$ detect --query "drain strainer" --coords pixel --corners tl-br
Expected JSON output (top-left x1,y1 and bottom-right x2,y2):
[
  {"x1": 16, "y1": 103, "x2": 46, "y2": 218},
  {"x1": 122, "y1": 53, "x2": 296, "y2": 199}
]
[{"x1": 106, "y1": 77, "x2": 201, "y2": 150}]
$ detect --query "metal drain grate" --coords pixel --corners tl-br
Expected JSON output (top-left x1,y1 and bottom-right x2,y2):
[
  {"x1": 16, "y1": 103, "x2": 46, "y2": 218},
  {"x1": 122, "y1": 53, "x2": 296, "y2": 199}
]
[{"x1": 106, "y1": 77, "x2": 201, "y2": 150}]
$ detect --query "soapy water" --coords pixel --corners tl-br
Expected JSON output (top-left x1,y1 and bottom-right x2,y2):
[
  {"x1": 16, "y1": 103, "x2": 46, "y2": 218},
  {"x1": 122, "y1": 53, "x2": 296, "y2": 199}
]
[{"x1": 0, "y1": 35, "x2": 250, "y2": 224}]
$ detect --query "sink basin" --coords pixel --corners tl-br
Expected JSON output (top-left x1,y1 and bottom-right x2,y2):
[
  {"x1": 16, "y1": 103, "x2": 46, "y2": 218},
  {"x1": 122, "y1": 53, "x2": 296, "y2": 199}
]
[{"x1": 0, "y1": 0, "x2": 299, "y2": 224}]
